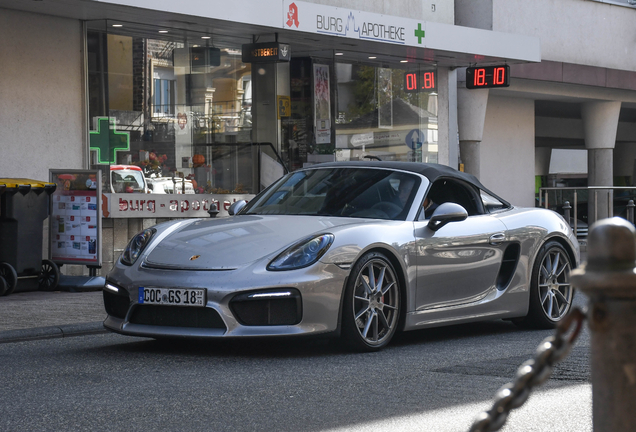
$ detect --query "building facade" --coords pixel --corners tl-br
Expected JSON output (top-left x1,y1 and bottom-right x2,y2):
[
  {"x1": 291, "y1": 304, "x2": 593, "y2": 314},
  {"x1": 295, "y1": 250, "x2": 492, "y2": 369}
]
[{"x1": 1, "y1": 0, "x2": 634, "y2": 275}]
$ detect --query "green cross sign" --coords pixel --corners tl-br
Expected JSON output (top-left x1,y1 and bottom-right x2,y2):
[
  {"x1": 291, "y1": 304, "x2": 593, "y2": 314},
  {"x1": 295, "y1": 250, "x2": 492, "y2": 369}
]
[
  {"x1": 414, "y1": 23, "x2": 425, "y2": 44},
  {"x1": 89, "y1": 117, "x2": 130, "y2": 164}
]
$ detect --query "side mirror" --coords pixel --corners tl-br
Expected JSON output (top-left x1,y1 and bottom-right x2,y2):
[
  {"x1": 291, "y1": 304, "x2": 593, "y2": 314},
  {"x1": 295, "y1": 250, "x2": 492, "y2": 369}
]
[
  {"x1": 427, "y1": 202, "x2": 468, "y2": 231},
  {"x1": 228, "y1": 200, "x2": 247, "y2": 216}
]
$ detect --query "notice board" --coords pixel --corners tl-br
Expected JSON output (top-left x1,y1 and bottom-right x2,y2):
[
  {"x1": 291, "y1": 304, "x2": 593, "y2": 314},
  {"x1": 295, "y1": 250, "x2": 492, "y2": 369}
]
[{"x1": 49, "y1": 170, "x2": 102, "y2": 266}]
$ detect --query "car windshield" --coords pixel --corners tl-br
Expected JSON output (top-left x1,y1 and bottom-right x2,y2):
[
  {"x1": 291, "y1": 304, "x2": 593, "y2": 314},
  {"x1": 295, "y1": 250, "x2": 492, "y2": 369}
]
[
  {"x1": 111, "y1": 170, "x2": 145, "y2": 193},
  {"x1": 243, "y1": 167, "x2": 422, "y2": 220}
]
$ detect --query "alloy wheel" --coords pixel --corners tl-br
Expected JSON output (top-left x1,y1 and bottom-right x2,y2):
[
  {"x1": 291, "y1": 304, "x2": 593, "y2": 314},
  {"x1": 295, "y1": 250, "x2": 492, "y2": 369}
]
[
  {"x1": 352, "y1": 258, "x2": 399, "y2": 346},
  {"x1": 537, "y1": 248, "x2": 572, "y2": 321}
]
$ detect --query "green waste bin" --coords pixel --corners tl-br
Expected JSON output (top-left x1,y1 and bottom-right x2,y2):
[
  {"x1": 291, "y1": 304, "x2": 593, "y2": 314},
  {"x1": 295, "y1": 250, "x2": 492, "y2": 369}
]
[{"x1": 0, "y1": 178, "x2": 58, "y2": 295}]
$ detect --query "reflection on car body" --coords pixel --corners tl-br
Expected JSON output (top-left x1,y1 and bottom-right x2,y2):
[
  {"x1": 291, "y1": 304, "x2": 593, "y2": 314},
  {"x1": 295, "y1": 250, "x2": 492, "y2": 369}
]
[{"x1": 104, "y1": 161, "x2": 579, "y2": 351}]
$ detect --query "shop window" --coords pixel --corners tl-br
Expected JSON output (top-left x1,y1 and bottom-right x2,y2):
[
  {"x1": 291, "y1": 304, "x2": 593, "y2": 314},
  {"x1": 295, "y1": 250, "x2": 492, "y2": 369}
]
[
  {"x1": 86, "y1": 23, "x2": 256, "y2": 195},
  {"x1": 334, "y1": 62, "x2": 438, "y2": 164}
]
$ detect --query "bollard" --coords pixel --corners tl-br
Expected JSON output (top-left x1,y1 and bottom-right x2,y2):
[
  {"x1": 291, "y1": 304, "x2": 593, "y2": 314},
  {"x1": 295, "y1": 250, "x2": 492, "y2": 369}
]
[
  {"x1": 207, "y1": 202, "x2": 219, "y2": 218},
  {"x1": 571, "y1": 217, "x2": 636, "y2": 432},
  {"x1": 563, "y1": 201, "x2": 571, "y2": 226},
  {"x1": 627, "y1": 200, "x2": 634, "y2": 224}
]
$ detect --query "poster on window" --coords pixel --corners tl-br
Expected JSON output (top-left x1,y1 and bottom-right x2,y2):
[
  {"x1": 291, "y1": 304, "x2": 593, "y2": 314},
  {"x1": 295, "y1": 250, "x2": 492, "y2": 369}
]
[
  {"x1": 314, "y1": 64, "x2": 331, "y2": 144},
  {"x1": 49, "y1": 170, "x2": 102, "y2": 266}
]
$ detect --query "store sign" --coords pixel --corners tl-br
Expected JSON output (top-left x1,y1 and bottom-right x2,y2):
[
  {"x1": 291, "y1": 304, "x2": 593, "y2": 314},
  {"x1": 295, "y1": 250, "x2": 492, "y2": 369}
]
[
  {"x1": 466, "y1": 65, "x2": 510, "y2": 89},
  {"x1": 284, "y1": 0, "x2": 410, "y2": 45},
  {"x1": 404, "y1": 70, "x2": 437, "y2": 93},
  {"x1": 281, "y1": 1, "x2": 539, "y2": 62},
  {"x1": 242, "y1": 42, "x2": 291, "y2": 63},
  {"x1": 102, "y1": 193, "x2": 256, "y2": 218},
  {"x1": 49, "y1": 170, "x2": 102, "y2": 266}
]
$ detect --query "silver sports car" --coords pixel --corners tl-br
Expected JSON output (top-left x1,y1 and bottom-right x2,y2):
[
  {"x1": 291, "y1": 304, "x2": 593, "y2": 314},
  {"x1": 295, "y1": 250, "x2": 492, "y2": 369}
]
[{"x1": 103, "y1": 162, "x2": 579, "y2": 351}]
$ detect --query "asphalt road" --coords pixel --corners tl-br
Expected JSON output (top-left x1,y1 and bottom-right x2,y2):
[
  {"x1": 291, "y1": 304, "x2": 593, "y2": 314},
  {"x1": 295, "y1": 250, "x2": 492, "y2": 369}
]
[{"x1": 0, "y1": 296, "x2": 591, "y2": 432}]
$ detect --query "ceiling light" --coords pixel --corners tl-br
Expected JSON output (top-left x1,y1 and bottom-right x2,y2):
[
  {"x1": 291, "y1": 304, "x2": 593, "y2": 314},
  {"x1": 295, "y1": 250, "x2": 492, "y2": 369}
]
[
  {"x1": 400, "y1": 60, "x2": 409, "y2": 63},
  {"x1": 368, "y1": 56, "x2": 377, "y2": 59},
  {"x1": 111, "y1": 24, "x2": 123, "y2": 27},
  {"x1": 201, "y1": 36, "x2": 211, "y2": 39},
  {"x1": 158, "y1": 30, "x2": 169, "y2": 34},
  {"x1": 335, "y1": 52, "x2": 344, "y2": 56}
]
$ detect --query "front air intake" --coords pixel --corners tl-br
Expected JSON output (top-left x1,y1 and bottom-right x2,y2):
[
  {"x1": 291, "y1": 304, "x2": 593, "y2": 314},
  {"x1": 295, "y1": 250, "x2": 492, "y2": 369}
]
[{"x1": 230, "y1": 289, "x2": 302, "y2": 326}]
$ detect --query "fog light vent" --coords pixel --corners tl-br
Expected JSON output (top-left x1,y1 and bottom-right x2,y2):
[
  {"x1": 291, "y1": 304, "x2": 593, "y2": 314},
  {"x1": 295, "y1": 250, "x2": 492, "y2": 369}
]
[
  {"x1": 230, "y1": 289, "x2": 302, "y2": 326},
  {"x1": 103, "y1": 288, "x2": 130, "y2": 319}
]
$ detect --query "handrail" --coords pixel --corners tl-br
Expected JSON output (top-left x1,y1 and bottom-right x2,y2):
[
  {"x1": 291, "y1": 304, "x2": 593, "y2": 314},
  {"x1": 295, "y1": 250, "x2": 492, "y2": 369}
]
[{"x1": 539, "y1": 186, "x2": 636, "y2": 236}]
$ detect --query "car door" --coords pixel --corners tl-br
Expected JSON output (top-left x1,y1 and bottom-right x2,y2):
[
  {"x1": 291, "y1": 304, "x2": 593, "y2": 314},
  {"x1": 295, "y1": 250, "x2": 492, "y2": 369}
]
[{"x1": 413, "y1": 178, "x2": 509, "y2": 311}]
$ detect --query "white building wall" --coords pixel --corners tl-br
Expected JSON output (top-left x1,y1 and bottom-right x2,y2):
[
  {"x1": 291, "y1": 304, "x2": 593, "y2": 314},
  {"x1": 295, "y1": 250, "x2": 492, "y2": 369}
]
[
  {"x1": 0, "y1": 9, "x2": 85, "y2": 180},
  {"x1": 479, "y1": 96, "x2": 535, "y2": 207},
  {"x1": 492, "y1": 0, "x2": 636, "y2": 70}
]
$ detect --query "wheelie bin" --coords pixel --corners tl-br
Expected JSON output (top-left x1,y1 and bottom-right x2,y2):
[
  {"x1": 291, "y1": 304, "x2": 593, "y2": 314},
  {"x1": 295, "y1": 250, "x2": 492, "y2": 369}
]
[{"x1": 0, "y1": 178, "x2": 58, "y2": 295}]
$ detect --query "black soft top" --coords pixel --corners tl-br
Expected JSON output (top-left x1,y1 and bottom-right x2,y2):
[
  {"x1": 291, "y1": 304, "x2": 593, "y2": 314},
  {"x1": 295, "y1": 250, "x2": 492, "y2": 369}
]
[{"x1": 309, "y1": 161, "x2": 510, "y2": 206}]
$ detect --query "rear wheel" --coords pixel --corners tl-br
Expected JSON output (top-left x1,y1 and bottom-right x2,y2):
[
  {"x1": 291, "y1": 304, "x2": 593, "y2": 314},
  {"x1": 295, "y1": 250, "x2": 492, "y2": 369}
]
[
  {"x1": 518, "y1": 241, "x2": 574, "y2": 329},
  {"x1": 0, "y1": 262, "x2": 18, "y2": 296},
  {"x1": 341, "y1": 252, "x2": 401, "y2": 352}
]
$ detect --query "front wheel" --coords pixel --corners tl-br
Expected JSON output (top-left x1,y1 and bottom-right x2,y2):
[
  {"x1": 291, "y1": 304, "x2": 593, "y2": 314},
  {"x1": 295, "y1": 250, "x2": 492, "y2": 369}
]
[
  {"x1": 517, "y1": 241, "x2": 574, "y2": 329},
  {"x1": 39, "y1": 259, "x2": 60, "y2": 291},
  {"x1": 341, "y1": 252, "x2": 401, "y2": 352}
]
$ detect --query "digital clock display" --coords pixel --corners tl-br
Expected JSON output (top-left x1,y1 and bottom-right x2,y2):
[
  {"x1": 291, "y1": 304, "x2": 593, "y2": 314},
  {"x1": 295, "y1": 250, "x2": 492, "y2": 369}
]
[
  {"x1": 404, "y1": 71, "x2": 437, "y2": 93},
  {"x1": 466, "y1": 65, "x2": 510, "y2": 89}
]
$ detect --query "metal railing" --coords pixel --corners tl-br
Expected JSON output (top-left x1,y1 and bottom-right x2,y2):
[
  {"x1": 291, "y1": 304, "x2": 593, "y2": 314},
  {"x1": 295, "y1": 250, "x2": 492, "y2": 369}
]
[{"x1": 538, "y1": 186, "x2": 636, "y2": 237}]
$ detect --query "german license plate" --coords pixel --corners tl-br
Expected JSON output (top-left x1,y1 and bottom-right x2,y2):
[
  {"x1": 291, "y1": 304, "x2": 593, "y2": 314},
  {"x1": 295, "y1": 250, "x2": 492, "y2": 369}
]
[{"x1": 138, "y1": 287, "x2": 205, "y2": 307}]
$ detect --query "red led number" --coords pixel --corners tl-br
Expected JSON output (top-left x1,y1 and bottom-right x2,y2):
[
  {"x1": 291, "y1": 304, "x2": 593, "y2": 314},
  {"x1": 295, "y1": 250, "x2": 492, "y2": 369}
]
[
  {"x1": 423, "y1": 72, "x2": 435, "y2": 89},
  {"x1": 404, "y1": 71, "x2": 436, "y2": 93},
  {"x1": 474, "y1": 68, "x2": 486, "y2": 87},
  {"x1": 494, "y1": 67, "x2": 505, "y2": 85},
  {"x1": 406, "y1": 73, "x2": 417, "y2": 91},
  {"x1": 466, "y1": 65, "x2": 509, "y2": 89}
]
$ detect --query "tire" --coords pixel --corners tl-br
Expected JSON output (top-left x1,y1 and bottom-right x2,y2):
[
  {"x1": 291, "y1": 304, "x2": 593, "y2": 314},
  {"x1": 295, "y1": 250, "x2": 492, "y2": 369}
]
[
  {"x1": 341, "y1": 252, "x2": 401, "y2": 352},
  {"x1": 0, "y1": 277, "x2": 7, "y2": 296},
  {"x1": 38, "y1": 259, "x2": 60, "y2": 291},
  {"x1": 0, "y1": 262, "x2": 18, "y2": 296},
  {"x1": 518, "y1": 241, "x2": 574, "y2": 329}
]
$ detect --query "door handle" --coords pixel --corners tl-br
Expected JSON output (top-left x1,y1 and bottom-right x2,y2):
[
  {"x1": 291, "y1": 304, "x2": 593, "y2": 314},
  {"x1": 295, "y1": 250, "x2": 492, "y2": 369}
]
[{"x1": 489, "y1": 233, "x2": 506, "y2": 245}]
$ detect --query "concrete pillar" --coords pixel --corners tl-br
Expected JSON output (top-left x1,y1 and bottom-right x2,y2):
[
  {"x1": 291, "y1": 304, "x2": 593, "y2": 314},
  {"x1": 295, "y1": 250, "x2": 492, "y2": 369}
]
[
  {"x1": 436, "y1": 67, "x2": 458, "y2": 168},
  {"x1": 582, "y1": 101, "x2": 621, "y2": 222},
  {"x1": 251, "y1": 61, "x2": 290, "y2": 189},
  {"x1": 457, "y1": 86, "x2": 489, "y2": 178}
]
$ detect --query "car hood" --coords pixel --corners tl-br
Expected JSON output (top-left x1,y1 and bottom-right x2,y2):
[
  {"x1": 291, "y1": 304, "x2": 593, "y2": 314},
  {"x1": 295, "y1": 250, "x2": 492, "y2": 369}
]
[{"x1": 144, "y1": 215, "x2": 357, "y2": 270}]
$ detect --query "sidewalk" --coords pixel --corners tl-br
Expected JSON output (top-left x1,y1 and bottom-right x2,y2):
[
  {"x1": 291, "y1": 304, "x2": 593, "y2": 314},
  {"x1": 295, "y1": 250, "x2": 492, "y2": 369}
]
[{"x1": 0, "y1": 285, "x2": 107, "y2": 344}]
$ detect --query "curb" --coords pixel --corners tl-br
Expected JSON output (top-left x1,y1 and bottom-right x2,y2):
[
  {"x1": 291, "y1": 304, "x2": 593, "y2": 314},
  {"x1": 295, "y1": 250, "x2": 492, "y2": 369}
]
[{"x1": 0, "y1": 321, "x2": 107, "y2": 344}]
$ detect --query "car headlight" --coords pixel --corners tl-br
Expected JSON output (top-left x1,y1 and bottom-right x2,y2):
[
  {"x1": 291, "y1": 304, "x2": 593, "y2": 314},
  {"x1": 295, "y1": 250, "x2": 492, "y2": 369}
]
[
  {"x1": 121, "y1": 228, "x2": 156, "y2": 266},
  {"x1": 267, "y1": 234, "x2": 334, "y2": 271}
]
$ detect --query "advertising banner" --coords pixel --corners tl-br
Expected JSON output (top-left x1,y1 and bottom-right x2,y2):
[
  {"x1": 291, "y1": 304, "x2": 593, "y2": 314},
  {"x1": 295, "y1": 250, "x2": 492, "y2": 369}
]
[
  {"x1": 49, "y1": 170, "x2": 102, "y2": 266},
  {"x1": 314, "y1": 64, "x2": 331, "y2": 144}
]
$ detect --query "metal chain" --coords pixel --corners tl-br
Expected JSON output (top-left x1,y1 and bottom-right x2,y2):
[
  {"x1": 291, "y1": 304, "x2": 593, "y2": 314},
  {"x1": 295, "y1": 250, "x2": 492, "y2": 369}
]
[{"x1": 468, "y1": 307, "x2": 586, "y2": 432}]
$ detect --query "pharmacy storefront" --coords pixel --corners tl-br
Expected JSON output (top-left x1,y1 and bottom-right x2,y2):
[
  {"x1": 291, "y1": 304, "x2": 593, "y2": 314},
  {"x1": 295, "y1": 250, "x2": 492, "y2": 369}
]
[{"x1": 9, "y1": 0, "x2": 536, "y2": 274}]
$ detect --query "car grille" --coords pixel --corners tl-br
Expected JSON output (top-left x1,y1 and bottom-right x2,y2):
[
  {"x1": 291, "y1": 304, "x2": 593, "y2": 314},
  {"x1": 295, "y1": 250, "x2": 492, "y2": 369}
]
[
  {"x1": 129, "y1": 305, "x2": 227, "y2": 330},
  {"x1": 230, "y1": 289, "x2": 302, "y2": 326},
  {"x1": 103, "y1": 290, "x2": 130, "y2": 319}
]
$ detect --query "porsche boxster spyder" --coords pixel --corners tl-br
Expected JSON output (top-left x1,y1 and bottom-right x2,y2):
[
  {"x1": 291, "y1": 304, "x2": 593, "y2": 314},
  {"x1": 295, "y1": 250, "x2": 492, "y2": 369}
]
[{"x1": 103, "y1": 162, "x2": 579, "y2": 351}]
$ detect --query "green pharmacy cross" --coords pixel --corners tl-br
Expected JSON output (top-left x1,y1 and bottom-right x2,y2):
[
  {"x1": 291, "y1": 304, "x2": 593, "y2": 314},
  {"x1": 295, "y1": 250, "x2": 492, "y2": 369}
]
[
  {"x1": 89, "y1": 117, "x2": 130, "y2": 164},
  {"x1": 414, "y1": 23, "x2": 425, "y2": 44}
]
